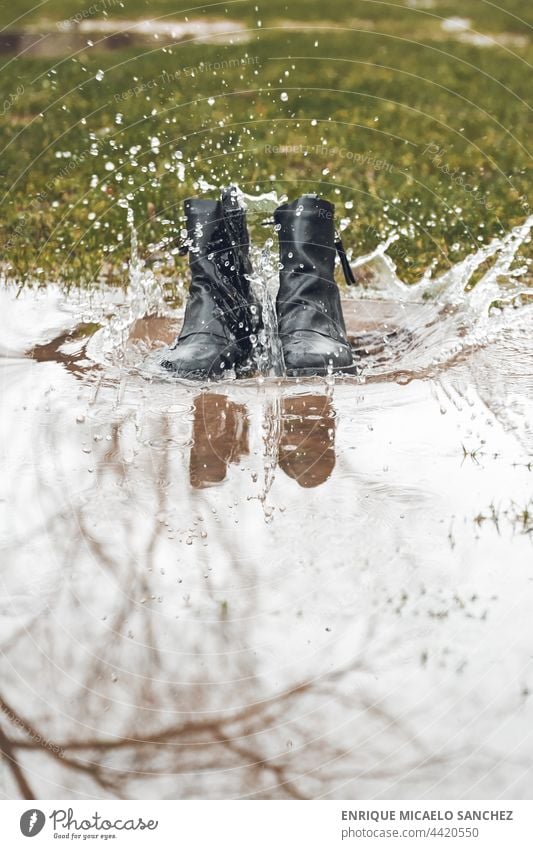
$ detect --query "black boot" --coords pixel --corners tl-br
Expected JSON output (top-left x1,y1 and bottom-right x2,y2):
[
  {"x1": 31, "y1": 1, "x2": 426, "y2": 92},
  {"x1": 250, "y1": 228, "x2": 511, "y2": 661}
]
[
  {"x1": 274, "y1": 196, "x2": 355, "y2": 376},
  {"x1": 278, "y1": 394, "x2": 336, "y2": 488},
  {"x1": 189, "y1": 393, "x2": 249, "y2": 489},
  {"x1": 161, "y1": 188, "x2": 258, "y2": 378}
]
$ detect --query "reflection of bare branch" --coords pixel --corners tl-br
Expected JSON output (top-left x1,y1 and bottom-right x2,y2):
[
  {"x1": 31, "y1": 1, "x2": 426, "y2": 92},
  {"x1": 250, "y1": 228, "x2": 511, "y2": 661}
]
[
  {"x1": 220, "y1": 736, "x2": 306, "y2": 800},
  {"x1": 0, "y1": 723, "x2": 34, "y2": 800}
]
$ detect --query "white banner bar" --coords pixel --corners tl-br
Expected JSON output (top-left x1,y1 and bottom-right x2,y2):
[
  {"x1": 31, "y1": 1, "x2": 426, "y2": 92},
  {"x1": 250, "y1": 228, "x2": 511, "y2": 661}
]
[{"x1": 3, "y1": 800, "x2": 532, "y2": 848}]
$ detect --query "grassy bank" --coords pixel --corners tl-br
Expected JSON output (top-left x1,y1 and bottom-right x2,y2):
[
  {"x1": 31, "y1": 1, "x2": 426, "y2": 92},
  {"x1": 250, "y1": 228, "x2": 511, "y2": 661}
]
[{"x1": 0, "y1": 1, "x2": 531, "y2": 286}]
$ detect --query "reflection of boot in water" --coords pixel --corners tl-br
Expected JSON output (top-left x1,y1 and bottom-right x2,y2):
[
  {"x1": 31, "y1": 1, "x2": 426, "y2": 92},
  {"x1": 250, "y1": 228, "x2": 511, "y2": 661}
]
[
  {"x1": 278, "y1": 394, "x2": 336, "y2": 488},
  {"x1": 190, "y1": 393, "x2": 249, "y2": 489}
]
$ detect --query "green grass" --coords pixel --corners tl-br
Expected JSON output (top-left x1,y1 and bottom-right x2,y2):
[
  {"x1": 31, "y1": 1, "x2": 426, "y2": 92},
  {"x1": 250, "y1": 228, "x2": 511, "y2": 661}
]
[{"x1": 0, "y1": 1, "x2": 531, "y2": 286}]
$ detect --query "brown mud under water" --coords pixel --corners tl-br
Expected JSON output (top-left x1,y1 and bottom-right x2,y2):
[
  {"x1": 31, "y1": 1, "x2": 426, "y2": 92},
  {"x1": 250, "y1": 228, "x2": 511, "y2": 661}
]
[
  {"x1": 0, "y1": 18, "x2": 250, "y2": 57},
  {"x1": 0, "y1": 290, "x2": 532, "y2": 799},
  {"x1": 0, "y1": 15, "x2": 527, "y2": 57}
]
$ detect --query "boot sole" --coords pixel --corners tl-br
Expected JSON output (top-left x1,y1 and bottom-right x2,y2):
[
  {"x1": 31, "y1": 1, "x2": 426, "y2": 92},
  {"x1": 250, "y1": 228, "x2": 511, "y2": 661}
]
[{"x1": 161, "y1": 358, "x2": 256, "y2": 381}]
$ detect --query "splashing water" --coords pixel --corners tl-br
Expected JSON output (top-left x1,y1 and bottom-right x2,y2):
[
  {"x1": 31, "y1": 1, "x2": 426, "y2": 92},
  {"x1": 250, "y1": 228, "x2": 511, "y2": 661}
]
[
  {"x1": 342, "y1": 213, "x2": 533, "y2": 381},
  {"x1": 249, "y1": 236, "x2": 284, "y2": 376}
]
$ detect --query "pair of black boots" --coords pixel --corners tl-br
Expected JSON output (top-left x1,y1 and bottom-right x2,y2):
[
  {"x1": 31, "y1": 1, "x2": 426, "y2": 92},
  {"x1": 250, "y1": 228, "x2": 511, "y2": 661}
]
[{"x1": 161, "y1": 188, "x2": 356, "y2": 378}]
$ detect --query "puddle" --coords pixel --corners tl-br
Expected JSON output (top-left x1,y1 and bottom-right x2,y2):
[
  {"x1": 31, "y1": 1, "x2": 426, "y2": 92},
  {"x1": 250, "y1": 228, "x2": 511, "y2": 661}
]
[
  {"x1": 1, "y1": 212, "x2": 532, "y2": 799},
  {"x1": 2, "y1": 14, "x2": 528, "y2": 57}
]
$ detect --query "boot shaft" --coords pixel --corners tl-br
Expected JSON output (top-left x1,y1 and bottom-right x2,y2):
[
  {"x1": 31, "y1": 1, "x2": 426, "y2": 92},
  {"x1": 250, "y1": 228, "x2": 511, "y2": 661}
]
[
  {"x1": 184, "y1": 191, "x2": 251, "y2": 272},
  {"x1": 220, "y1": 186, "x2": 253, "y2": 280}
]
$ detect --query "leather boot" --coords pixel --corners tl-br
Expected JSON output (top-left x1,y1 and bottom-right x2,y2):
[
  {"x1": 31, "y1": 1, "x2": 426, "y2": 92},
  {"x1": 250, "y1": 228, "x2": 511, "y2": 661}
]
[
  {"x1": 274, "y1": 195, "x2": 355, "y2": 376},
  {"x1": 161, "y1": 188, "x2": 259, "y2": 378}
]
